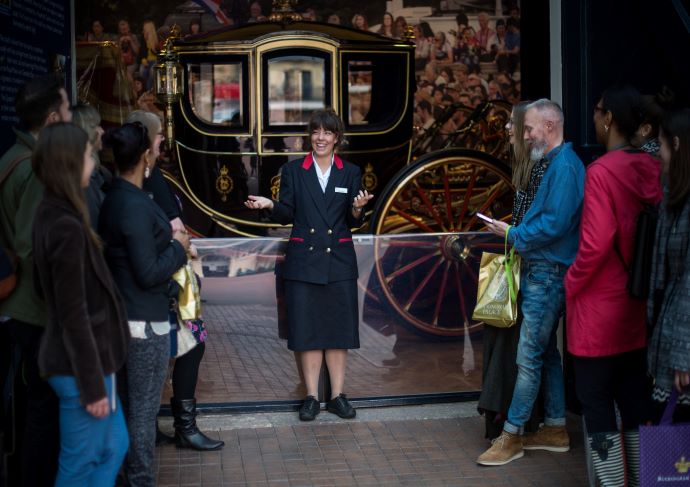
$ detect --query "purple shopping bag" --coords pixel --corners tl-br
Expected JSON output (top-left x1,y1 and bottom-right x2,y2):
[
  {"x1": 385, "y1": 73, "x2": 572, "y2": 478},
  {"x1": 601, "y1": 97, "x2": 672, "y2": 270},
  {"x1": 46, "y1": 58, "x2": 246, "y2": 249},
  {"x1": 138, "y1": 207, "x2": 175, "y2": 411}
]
[{"x1": 640, "y1": 389, "x2": 690, "y2": 486}]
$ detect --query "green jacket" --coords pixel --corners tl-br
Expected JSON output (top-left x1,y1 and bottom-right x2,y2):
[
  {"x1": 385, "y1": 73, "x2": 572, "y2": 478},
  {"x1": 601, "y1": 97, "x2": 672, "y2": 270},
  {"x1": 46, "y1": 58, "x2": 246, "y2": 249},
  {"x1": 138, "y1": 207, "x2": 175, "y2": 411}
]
[{"x1": 0, "y1": 128, "x2": 46, "y2": 326}]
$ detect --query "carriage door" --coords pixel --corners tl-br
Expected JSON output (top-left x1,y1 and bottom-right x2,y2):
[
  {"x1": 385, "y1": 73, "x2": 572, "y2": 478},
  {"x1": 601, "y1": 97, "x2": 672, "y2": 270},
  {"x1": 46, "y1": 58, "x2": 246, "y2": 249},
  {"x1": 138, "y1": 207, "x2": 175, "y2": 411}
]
[{"x1": 256, "y1": 42, "x2": 336, "y2": 155}]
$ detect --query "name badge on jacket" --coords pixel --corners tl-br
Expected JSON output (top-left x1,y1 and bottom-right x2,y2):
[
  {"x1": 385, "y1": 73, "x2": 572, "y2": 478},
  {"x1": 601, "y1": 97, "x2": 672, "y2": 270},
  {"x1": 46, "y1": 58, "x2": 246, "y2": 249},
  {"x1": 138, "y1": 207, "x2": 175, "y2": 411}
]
[{"x1": 335, "y1": 187, "x2": 348, "y2": 193}]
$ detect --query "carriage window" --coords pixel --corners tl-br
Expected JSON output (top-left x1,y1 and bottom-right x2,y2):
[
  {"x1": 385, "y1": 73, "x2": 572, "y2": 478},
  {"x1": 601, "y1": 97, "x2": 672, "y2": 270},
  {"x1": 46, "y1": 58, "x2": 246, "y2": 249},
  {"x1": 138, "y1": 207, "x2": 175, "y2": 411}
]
[
  {"x1": 267, "y1": 55, "x2": 326, "y2": 125},
  {"x1": 343, "y1": 53, "x2": 407, "y2": 130},
  {"x1": 187, "y1": 63, "x2": 244, "y2": 126},
  {"x1": 348, "y1": 61, "x2": 372, "y2": 125}
]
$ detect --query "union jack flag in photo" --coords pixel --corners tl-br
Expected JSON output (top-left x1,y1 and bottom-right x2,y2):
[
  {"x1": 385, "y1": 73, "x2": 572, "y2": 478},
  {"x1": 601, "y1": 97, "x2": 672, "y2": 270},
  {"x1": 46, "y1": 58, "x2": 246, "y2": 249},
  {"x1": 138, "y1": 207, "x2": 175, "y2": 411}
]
[{"x1": 192, "y1": 0, "x2": 231, "y2": 25}]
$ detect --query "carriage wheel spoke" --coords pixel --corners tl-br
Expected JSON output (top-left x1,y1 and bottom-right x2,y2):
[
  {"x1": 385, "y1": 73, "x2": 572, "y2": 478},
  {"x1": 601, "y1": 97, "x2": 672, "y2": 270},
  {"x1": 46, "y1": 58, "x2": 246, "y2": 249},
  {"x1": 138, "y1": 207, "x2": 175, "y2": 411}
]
[
  {"x1": 462, "y1": 181, "x2": 507, "y2": 231},
  {"x1": 385, "y1": 250, "x2": 440, "y2": 283},
  {"x1": 456, "y1": 166, "x2": 479, "y2": 229},
  {"x1": 389, "y1": 207, "x2": 437, "y2": 233},
  {"x1": 460, "y1": 258, "x2": 478, "y2": 284},
  {"x1": 387, "y1": 240, "x2": 439, "y2": 248},
  {"x1": 442, "y1": 166, "x2": 455, "y2": 231},
  {"x1": 403, "y1": 255, "x2": 444, "y2": 311},
  {"x1": 432, "y1": 261, "x2": 451, "y2": 326},
  {"x1": 414, "y1": 181, "x2": 448, "y2": 232}
]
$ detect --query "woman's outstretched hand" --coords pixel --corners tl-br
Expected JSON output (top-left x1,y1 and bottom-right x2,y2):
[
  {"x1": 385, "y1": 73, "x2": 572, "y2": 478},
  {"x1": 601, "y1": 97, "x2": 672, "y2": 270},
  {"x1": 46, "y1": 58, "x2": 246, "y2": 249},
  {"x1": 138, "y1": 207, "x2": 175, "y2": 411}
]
[
  {"x1": 244, "y1": 195, "x2": 274, "y2": 211},
  {"x1": 352, "y1": 190, "x2": 374, "y2": 209}
]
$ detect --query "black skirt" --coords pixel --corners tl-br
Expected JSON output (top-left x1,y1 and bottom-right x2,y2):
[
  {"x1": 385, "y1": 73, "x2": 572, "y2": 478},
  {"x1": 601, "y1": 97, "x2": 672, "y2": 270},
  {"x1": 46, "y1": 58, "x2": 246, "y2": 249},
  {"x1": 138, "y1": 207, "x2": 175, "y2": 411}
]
[{"x1": 284, "y1": 279, "x2": 360, "y2": 352}]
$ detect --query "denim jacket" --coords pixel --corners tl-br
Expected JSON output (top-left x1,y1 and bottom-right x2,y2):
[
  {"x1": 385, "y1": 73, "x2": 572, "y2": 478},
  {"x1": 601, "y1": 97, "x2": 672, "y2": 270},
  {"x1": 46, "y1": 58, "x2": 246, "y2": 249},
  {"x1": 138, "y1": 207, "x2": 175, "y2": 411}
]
[{"x1": 508, "y1": 142, "x2": 585, "y2": 265}]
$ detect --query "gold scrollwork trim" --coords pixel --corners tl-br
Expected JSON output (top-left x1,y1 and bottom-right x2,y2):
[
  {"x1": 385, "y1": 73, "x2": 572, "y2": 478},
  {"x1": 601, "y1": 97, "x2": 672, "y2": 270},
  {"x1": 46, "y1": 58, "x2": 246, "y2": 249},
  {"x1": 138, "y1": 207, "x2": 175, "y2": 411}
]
[
  {"x1": 176, "y1": 140, "x2": 255, "y2": 156},
  {"x1": 172, "y1": 144, "x2": 280, "y2": 228}
]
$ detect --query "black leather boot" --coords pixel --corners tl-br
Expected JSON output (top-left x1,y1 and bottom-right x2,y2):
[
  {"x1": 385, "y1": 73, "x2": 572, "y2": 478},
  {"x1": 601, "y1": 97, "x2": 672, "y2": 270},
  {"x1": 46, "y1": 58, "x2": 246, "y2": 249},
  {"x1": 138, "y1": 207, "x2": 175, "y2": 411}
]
[{"x1": 171, "y1": 397, "x2": 225, "y2": 451}]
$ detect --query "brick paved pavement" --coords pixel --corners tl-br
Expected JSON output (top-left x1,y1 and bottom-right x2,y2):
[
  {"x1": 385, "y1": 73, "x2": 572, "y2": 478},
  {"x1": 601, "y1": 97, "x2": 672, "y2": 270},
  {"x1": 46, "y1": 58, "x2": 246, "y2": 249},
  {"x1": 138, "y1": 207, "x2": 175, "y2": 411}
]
[
  {"x1": 163, "y1": 300, "x2": 484, "y2": 405},
  {"x1": 155, "y1": 405, "x2": 588, "y2": 486}
]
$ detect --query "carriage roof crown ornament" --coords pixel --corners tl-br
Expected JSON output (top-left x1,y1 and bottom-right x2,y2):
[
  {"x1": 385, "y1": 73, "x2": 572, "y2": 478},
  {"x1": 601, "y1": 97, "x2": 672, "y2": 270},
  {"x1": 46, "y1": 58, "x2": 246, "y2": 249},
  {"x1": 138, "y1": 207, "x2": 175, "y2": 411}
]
[
  {"x1": 403, "y1": 25, "x2": 415, "y2": 43},
  {"x1": 268, "y1": 0, "x2": 303, "y2": 23}
]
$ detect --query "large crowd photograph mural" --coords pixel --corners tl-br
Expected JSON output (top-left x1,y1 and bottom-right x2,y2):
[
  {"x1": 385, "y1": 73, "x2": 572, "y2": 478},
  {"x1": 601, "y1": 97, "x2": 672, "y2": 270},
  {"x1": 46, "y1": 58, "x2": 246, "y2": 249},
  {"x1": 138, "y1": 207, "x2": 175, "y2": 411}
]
[{"x1": 75, "y1": 0, "x2": 522, "y2": 145}]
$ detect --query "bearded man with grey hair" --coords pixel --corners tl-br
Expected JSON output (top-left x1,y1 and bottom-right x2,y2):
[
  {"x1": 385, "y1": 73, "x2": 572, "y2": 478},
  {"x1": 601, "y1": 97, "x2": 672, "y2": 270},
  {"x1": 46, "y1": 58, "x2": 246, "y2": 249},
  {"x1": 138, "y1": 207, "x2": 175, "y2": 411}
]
[{"x1": 479, "y1": 99, "x2": 585, "y2": 466}]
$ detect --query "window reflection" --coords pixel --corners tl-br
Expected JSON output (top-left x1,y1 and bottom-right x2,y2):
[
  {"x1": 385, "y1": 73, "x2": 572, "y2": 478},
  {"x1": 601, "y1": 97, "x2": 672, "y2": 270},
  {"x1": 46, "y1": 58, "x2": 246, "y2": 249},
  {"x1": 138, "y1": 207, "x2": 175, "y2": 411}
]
[
  {"x1": 343, "y1": 53, "x2": 407, "y2": 129},
  {"x1": 187, "y1": 233, "x2": 497, "y2": 404},
  {"x1": 188, "y1": 63, "x2": 243, "y2": 126},
  {"x1": 348, "y1": 61, "x2": 372, "y2": 125},
  {"x1": 267, "y1": 55, "x2": 325, "y2": 125}
]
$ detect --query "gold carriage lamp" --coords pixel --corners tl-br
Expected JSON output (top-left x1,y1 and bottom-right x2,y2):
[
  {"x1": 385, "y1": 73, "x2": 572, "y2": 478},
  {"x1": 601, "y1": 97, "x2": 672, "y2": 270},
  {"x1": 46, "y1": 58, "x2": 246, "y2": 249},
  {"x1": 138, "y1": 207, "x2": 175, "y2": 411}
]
[{"x1": 154, "y1": 24, "x2": 183, "y2": 151}]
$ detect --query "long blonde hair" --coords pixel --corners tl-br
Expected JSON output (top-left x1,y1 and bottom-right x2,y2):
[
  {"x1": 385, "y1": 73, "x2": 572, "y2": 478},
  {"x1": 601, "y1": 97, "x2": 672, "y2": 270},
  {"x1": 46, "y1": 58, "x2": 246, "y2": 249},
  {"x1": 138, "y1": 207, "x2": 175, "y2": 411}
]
[
  {"x1": 72, "y1": 104, "x2": 102, "y2": 147},
  {"x1": 142, "y1": 20, "x2": 158, "y2": 53},
  {"x1": 510, "y1": 101, "x2": 533, "y2": 191}
]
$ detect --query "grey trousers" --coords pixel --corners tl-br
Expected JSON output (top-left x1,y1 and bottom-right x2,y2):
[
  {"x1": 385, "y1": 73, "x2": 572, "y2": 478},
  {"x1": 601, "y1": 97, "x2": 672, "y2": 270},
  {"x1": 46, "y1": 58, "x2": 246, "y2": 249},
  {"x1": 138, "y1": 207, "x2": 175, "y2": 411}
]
[{"x1": 124, "y1": 325, "x2": 169, "y2": 487}]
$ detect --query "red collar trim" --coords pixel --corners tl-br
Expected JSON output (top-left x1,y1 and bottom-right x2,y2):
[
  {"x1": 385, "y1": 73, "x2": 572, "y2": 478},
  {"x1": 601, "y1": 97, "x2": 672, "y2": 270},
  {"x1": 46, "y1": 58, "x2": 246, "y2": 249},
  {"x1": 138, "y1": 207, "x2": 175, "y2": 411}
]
[
  {"x1": 301, "y1": 153, "x2": 343, "y2": 170},
  {"x1": 301, "y1": 153, "x2": 314, "y2": 169}
]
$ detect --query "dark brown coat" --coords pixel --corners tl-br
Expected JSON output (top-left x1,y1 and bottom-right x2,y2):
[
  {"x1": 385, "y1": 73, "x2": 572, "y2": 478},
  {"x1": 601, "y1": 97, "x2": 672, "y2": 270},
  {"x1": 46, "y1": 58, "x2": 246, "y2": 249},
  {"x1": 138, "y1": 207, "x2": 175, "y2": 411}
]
[{"x1": 33, "y1": 193, "x2": 130, "y2": 404}]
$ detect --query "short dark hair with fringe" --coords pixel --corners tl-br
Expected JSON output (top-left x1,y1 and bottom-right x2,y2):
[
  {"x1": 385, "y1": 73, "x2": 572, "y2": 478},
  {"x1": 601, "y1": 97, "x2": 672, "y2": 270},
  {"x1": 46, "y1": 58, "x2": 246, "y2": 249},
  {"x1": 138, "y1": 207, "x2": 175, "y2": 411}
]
[{"x1": 306, "y1": 108, "x2": 345, "y2": 150}]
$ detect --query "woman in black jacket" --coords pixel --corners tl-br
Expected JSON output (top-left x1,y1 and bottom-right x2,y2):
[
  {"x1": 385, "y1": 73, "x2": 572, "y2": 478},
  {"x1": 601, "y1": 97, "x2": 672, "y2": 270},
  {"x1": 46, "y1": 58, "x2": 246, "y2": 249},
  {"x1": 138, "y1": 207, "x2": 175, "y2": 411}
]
[
  {"x1": 245, "y1": 109, "x2": 373, "y2": 421},
  {"x1": 127, "y1": 109, "x2": 224, "y2": 451},
  {"x1": 32, "y1": 122, "x2": 130, "y2": 486},
  {"x1": 99, "y1": 122, "x2": 189, "y2": 487}
]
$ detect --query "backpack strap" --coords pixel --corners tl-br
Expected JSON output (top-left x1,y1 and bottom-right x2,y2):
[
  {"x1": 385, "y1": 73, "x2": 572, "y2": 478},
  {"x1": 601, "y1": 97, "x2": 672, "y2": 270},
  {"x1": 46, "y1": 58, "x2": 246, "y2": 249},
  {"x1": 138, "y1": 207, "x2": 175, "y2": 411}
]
[{"x1": 0, "y1": 152, "x2": 31, "y2": 187}]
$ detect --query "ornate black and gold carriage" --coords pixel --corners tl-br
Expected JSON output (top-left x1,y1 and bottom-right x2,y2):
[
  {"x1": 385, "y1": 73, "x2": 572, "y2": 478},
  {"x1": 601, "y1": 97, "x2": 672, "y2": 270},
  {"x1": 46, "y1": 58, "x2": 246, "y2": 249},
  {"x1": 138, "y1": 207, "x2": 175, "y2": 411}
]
[{"x1": 151, "y1": 16, "x2": 514, "y2": 234}]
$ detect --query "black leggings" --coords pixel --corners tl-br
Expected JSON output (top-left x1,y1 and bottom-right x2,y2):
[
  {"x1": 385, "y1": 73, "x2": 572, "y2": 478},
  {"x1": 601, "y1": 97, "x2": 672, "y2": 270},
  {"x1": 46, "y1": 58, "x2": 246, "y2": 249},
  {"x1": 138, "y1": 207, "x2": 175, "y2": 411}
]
[
  {"x1": 572, "y1": 348, "x2": 652, "y2": 433},
  {"x1": 172, "y1": 342, "x2": 205, "y2": 399}
]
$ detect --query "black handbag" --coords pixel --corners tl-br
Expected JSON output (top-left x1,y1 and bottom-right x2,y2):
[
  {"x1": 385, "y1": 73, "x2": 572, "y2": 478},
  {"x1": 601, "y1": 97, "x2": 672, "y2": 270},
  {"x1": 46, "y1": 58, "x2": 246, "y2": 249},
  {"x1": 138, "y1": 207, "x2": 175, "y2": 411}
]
[{"x1": 621, "y1": 204, "x2": 658, "y2": 300}]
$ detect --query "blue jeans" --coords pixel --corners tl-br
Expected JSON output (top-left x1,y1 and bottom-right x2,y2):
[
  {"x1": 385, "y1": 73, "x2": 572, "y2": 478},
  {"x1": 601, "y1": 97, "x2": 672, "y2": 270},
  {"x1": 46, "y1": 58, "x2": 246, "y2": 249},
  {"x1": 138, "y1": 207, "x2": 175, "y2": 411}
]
[
  {"x1": 48, "y1": 374, "x2": 129, "y2": 487},
  {"x1": 504, "y1": 260, "x2": 567, "y2": 434}
]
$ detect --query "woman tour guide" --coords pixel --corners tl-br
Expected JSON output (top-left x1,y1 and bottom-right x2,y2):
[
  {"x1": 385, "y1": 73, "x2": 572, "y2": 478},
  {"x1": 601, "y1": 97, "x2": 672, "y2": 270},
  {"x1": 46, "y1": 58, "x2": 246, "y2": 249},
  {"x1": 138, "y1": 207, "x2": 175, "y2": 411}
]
[{"x1": 245, "y1": 109, "x2": 373, "y2": 420}]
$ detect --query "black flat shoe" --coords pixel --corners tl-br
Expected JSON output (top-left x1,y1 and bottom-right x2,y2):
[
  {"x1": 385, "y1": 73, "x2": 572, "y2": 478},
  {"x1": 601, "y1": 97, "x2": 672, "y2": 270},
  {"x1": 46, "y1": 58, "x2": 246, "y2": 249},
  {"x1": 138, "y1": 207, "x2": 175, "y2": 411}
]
[
  {"x1": 326, "y1": 393, "x2": 356, "y2": 419},
  {"x1": 299, "y1": 395, "x2": 320, "y2": 421}
]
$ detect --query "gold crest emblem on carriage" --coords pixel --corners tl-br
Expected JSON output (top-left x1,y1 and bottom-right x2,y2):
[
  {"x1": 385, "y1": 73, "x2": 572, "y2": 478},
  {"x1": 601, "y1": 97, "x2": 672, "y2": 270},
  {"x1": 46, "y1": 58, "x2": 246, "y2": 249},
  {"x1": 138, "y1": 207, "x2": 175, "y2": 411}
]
[
  {"x1": 362, "y1": 163, "x2": 378, "y2": 192},
  {"x1": 215, "y1": 165, "x2": 233, "y2": 202},
  {"x1": 270, "y1": 175, "x2": 281, "y2": 200}
]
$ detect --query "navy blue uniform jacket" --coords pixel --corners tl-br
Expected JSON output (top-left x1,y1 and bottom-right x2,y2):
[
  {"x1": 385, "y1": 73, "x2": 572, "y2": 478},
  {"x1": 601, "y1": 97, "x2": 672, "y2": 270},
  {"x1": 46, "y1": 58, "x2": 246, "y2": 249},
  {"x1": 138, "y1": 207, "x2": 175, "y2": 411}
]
[{"x1": 271, "y1": 154, "x2": 365, "y2": 285}]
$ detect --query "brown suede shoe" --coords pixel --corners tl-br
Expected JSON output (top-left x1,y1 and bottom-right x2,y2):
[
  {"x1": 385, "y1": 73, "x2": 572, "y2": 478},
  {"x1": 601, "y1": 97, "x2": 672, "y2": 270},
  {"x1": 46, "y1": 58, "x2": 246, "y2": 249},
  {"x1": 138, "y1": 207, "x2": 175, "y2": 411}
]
[
  {"x1": 522, "y1": 425, "x2": 570, "y2": 452},
  {"x1": 476, "y1": 430, "x2": 524, "y2": 466}
]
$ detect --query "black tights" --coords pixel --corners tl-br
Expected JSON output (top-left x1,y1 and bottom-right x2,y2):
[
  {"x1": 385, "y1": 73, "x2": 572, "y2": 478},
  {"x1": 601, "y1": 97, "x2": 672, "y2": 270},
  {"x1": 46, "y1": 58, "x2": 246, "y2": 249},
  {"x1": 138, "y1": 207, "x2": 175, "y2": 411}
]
[
  {"x1": 573, "y1": 348, "x2": 652, "y2": 434},
  {"x1": 172, "y1": 342, "x2": 205, "y2": 399}
]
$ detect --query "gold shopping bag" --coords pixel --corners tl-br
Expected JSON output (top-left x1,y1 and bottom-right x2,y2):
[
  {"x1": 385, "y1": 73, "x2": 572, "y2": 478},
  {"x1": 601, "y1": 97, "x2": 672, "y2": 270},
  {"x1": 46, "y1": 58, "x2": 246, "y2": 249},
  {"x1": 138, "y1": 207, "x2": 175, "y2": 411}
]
[
  {"x1": 471, "y1": 231, "x2": 521, "y2": 327},
  {"x1": 172, "y1": 261, "x2": 201, "y2": 321}
]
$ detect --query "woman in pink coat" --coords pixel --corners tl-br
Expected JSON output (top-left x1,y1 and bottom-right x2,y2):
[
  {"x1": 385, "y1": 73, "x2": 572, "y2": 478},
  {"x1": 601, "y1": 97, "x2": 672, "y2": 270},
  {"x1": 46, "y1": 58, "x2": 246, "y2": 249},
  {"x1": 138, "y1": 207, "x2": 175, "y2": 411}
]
[{"x1": 564, "y1": 85, "x2": 662, "y2": 487}]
